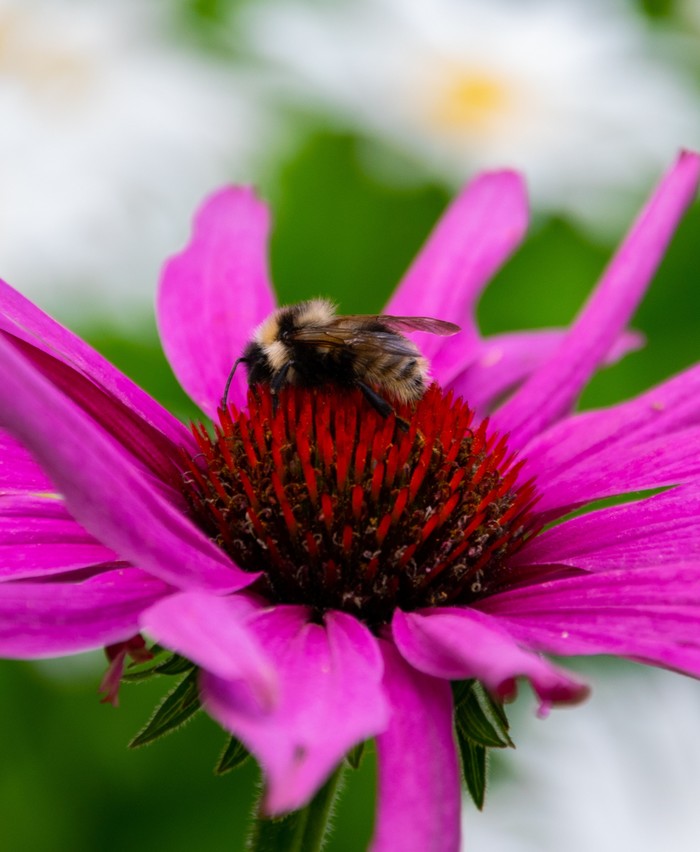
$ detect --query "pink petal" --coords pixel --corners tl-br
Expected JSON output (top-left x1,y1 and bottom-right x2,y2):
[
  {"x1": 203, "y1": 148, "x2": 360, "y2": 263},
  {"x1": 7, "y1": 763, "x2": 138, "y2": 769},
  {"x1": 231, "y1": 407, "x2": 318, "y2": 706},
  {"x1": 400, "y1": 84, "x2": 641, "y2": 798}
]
[
  {"x1": 0, "y1": 430, "x2": 52, "y2": 492},
  {"x1": 140, "y1": 591, "x2": 277, "y2": 712},
  {"x1": 371, "y1": 640, "x2": 460, "y2": 852},
  {"x1": 0, "y1": 567, "x2": 171, "y2": 658},
  {"x1": 158, "y1": 187, "x2": 276, "y2": 418},
  {"x1": 514, "y1": 486, "x2": 700, "y2": 571},
  {"x1": 0, "y1": 335, "x2": 249, "y2": 593},
  {"x1": 493, "y1": 151, "x2": 700, "y2": 448},
  {"x1": 385, "y1": 170, "x2": 528, "y2": 377},
  {"x1": 201, "y1": 606, "x2": 388, "y2": 815},
  {"x1": 522, "y1": 361, "x2": 700, "y2": 480},
  {"x1": 478, "y1": 565, "x2": 700, "y2": 678},
  {"x1": 453, "y1": 328, "x2": 643, "y2": 415},
  {"x1": 0, "y1": 278, "x2": 192, "y2": 453},
  {"x1": 392, "y1": 608, "x2": 588, "y2": 713},
  {"x1": 0, "y1": 493, "x2": 118, "y2": 581}
]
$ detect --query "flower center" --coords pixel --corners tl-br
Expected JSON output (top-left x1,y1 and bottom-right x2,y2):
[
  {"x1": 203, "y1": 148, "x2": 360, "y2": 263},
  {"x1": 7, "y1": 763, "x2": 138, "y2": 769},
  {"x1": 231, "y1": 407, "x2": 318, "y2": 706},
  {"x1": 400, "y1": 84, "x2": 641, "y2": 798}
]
[
  {"x1": 0, "y1": 8, "x2": 96, "y2": 107},
  {"x1": 430, "y1": 66, "x2": 513, "y2": 133},
  {"x1": 182, "y1": 385, "x2": 539, "y2": 627}
]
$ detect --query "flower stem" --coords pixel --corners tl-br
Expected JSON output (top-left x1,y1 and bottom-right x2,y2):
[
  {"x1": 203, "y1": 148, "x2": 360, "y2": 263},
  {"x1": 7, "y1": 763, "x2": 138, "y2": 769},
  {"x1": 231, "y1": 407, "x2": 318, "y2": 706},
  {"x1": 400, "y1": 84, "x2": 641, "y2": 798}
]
[{"x1": 247, "y1": 764, "x2": 345, "y2": 852}]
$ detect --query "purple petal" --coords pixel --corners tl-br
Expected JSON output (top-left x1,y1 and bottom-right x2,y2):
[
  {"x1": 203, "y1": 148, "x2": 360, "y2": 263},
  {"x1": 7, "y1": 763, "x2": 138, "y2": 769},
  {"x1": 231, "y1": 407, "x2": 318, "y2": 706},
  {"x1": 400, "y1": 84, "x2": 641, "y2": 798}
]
[
  {"x1": 478, "y1": 565, "x2": 700, "y2": 678},
  {"x1": 392, "y1": 608, "x2": 588, "y2": 712},
  {"x1": 158, "y1": 187, "x2": 276, "y2": 418},
  {"x1": 522, "y1": 362, "x2": 700, "y2": 481},
  {"x1": 453, "y1": 327, "x2": 643, "y2": 415},
  {"x1": 514, "y1": 486, "x2": 700, "y2": 571},
  {"x1": 2, "y1": 331, "x2": 187, "y2": 486},
  {"x1": 0, "y1": 567, "x2": 171, "y2": 658},
  {"x1": 385, "y1": 171, "x2": 528, "y2": 376},
  {"x1": 0, "y1": 430, "x2": 52, "y2": 492},
  {"x1": 201, "y1": 606, "x2": 388, "y2": 814},
  {"x1": 0, "y1": 493, "x2": 118, "y2": 581},
  {"x1": 493, "y1": 151, "x2": 700, "y2": 448},
  {"x1": 371, "y1": 640, "x2": 460, "y2": 852},
  {"x1": 140, "y1": 591, "x2": 277, "y2": 712},
  {"x1": 0, "y1": 336, "x2": 250, "y2": 593},
  {"x1": 529, "y1": 425, "x2": 700, "y2": 515},
  {"x1": 0, "y1": 278, "x2": 192, "y2": 452}
]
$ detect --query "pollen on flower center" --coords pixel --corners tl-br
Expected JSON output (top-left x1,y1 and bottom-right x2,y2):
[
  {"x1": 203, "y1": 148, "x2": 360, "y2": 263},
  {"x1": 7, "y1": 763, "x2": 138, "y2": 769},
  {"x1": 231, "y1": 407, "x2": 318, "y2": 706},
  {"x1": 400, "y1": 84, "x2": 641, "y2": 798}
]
[{"x1": 182, "y1": 385, "x2": 540, "y2": 627}]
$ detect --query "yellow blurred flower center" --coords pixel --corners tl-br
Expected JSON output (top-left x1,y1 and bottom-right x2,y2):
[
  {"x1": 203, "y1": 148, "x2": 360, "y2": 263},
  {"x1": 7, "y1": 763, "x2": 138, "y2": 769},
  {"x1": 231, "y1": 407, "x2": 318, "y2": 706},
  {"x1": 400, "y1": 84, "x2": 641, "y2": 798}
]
[
  {"x1": 0, "y1": 9, "x2": 94, "y2": 105},
  {"x1": 432, "y1": 69, "x2": 512, "y2": 131}
]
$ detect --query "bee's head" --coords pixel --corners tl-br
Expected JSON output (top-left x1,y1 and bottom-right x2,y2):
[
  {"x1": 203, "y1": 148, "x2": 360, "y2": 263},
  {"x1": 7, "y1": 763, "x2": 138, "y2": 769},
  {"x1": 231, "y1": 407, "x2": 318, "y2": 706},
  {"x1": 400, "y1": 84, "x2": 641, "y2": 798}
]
[{"x1": 246, "y1": 308, "x2": 289, "y2": 377}]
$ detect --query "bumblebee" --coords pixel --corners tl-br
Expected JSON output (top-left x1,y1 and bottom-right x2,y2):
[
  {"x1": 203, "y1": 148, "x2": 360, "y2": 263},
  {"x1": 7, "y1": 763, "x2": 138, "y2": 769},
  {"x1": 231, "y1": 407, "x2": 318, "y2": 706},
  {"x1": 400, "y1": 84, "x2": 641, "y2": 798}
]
[{"x1": 223, "y1": 298, "x2": 459, "y2": 417}]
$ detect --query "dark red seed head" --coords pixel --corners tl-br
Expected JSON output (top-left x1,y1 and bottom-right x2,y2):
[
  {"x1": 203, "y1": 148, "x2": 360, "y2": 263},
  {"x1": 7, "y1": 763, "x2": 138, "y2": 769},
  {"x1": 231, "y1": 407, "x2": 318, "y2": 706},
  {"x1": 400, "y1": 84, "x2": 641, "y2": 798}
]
[{"x1": 182, "y1": 385, "x2": 540, "y2": 628}]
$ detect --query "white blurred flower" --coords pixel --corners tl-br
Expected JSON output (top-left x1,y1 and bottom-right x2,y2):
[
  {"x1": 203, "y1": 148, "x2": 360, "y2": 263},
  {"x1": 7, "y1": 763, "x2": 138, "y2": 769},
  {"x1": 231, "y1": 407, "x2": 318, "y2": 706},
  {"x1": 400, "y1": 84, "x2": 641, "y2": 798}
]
[
  {"x1": 468, "y1": 662, "x2": 700, "y2": 852},
  {"x1": 244, "y1": 0, "x2": 700, "y2": 231},
  {"x1": 681, "y1": 0, "x2": 700, "y2": 34},
  {"x1": 0, "y1": 0, "x2": 270, "y2": 324}
]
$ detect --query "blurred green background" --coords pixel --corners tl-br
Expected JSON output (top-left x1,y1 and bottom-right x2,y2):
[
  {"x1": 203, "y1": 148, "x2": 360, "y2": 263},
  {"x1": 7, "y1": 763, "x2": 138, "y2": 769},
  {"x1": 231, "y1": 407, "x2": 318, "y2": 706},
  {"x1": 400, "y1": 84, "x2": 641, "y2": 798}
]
[{"x1": 2, "y1": 0, "x2": 700, "y2": 850}]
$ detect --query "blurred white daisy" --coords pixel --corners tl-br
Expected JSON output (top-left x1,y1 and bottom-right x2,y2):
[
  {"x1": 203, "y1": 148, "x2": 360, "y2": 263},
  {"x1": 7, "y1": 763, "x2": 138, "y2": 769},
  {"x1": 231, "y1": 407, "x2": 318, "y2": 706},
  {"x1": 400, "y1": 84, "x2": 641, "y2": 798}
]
[
  {"x1": 244, "y1": 0, "x2": 700, "y2": 231},
  {"x1": 468, "y1": 662, "x2": 700, "y2": 852},
  {"x1": 0, "y1": 0, "x2": 270, "y2": 324}
]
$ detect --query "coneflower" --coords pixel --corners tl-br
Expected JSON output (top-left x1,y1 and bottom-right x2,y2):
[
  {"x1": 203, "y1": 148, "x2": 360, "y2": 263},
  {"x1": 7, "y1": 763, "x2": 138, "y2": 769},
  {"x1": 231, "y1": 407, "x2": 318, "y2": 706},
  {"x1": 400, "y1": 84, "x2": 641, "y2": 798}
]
[{"x1": 0, "y1": 153, "x2": 698, "y2": 850}]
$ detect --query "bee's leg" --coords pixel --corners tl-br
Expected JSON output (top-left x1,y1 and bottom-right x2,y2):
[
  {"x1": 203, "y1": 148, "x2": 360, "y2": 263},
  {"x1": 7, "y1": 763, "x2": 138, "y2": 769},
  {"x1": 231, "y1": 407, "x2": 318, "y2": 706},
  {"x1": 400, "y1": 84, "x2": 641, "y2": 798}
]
[
  {"x1": 221, "y1": 357, "x2": 248, "y2": 410},
  {"x1": 270, "y1": 362, "x2": 294, "y2": 414},
  {"x1": 355, "y1": 382, "x2": 410, "y2": 433}
]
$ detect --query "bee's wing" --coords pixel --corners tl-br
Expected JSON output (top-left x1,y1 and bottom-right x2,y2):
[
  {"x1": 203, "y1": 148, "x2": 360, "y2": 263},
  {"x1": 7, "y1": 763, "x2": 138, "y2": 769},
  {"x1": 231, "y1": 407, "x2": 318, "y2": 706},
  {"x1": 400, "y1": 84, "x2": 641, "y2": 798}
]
[
  {"x1": 338, "y1": 315, "x2": 460, "y2": 336},
  {"x1": 380, "y1": 316, "x2": 461, "y2": 335},
  {"x1": 289, "y1": 326, "x2": 420, "y2": 357}
]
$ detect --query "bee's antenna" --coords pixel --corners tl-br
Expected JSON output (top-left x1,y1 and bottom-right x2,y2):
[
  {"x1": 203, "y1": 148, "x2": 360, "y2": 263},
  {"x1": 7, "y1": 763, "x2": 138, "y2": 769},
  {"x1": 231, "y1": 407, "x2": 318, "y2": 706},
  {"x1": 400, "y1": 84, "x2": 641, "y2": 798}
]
[{"x1": 221, "y1": 358, "x2": 247, "y2": 411}]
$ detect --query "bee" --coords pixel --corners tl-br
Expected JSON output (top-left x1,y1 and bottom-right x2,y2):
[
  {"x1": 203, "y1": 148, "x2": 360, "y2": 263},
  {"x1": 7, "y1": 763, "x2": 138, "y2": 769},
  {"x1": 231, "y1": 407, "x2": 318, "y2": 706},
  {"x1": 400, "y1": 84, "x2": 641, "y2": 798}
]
[{"x1": 222, "y1": 298, "x2": 460, "y2": 420}]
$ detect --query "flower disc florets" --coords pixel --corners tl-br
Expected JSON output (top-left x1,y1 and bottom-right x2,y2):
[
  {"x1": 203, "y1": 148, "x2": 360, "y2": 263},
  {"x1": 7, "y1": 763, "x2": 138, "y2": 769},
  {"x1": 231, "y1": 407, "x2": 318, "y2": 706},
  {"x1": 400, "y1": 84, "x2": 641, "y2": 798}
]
[{"x1": 182, "y1": 385, "x2": 540, "y2": 627}]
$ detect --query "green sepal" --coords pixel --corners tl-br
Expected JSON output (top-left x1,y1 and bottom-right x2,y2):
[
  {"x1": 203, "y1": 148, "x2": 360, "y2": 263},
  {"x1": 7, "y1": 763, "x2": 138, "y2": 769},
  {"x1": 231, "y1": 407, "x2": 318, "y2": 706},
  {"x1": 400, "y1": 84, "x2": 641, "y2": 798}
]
[
  {"x1": 119, "y1": 646, "x2": 169, "y2": 683},
  {"x1": 121, "y1": 652, "x2": 194, "y2": 683},
  {"x1": 153, "y1": 653, "x2": 195, "y2": 676},
  {"x1": 345, "y1": 741, "x2": 365, "y2": 770},
  {"x1": 120, "y1": 668, "x2": 161, "y2": 683},
  {"x1": 248, "y1": 764, "x2": 345, "y2": 852},
  {"x1": 479, "y1": 682, "x2": 511, "y2": 733},
  {"x1": 452, "y1": 680, "x2": 513, "y2": 749},
  {"x1": 248, "y1": 810, "x2": 306, "y2": 851},
  {"x1": 129, "y1": 668, "x2": 201, "y2": 748},
  {"x1": 214, "y1": 735, "x2": 250, "y2": 775},
  {"x1": 455, "y1": 725, "x2": 487, "y2": 811}
]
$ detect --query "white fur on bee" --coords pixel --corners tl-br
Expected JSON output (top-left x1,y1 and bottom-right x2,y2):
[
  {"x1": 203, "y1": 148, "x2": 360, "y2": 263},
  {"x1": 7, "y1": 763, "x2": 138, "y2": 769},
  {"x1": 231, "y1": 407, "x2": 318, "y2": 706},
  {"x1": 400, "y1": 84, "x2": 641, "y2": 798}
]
[
  {"x1": 254, "y1": 313, "x2": 281, "y2": 347},
  {"x1": 262, "y1": 339, "x2": 289, "y2": 372},
  {"x1": 294, "y1": 298, "x2": 336, "y2": 327}
]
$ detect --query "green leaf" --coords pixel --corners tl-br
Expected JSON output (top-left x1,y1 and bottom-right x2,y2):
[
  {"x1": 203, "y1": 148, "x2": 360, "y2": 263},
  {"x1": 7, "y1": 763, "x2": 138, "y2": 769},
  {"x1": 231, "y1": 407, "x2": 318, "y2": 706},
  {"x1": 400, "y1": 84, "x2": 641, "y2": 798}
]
[
  {"x1": 214, "y1": 736, "x2": 250, "y2": 775},
  {"x1": 345, "y1": 741, "x2": 365, "y2": 770},
  {"x1": 456, "y1": 726, "x2": 487, "y2": 811},
  {"x1": 453, "y1": 681, "x2": 513, "y2": 749},
  {"x1": 129, "y1": 669, "x2": 201, "y2": 748}
]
